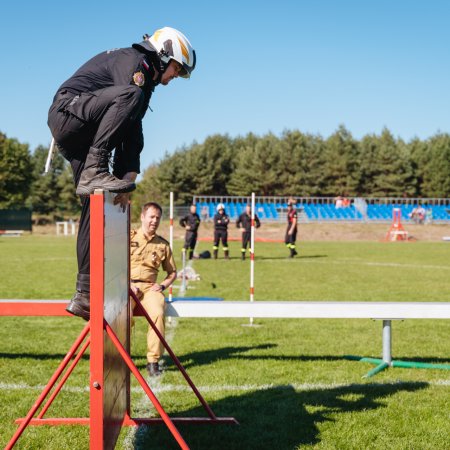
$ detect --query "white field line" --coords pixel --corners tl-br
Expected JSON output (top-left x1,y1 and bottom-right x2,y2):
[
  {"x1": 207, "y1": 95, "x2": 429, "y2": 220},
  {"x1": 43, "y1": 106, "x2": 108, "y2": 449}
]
[
  {"x1": 123, "y1": 314, "x2": 179, "y2": 449},
  {"x1": 125, "y1": 251, "x2": 195, "y2": 447},
  {"x1": 2, "y1": 378, "x2": 450, "y2": 395},
  {"x1": 336, "y1": 258, "x2": 450, "y2": 270},
  {"x1": 259, "y1": 258, "x2": 450, "y2": 271}
]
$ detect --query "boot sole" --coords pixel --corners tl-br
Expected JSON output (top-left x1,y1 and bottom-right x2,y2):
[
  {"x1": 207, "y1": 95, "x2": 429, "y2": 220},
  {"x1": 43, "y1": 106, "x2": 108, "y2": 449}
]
[
  {"x1": 76, "y1": 183, "x2": 136, "y2": 196},
  {"x1": 66, "y1": 302, "x2": 90, "y2": 321}
]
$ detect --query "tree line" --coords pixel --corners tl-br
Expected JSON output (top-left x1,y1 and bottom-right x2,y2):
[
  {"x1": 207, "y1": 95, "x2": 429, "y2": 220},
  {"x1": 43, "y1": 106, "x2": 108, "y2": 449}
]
[
  {"x1": 134, "y1": 126, "x2": 450, "y2": 207},
  {"x1": 0, "y1": 132, "x2": 79, "y2": 221},
  {"x1": 1, "y1": 126, "x2": 449, "y2": 220}
]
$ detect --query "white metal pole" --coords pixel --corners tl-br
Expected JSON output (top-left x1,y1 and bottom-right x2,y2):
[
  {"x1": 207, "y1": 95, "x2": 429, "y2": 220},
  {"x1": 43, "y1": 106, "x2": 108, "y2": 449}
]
[
  {"x1": 44, "y1": 138, "x2": 56, "y2": 174},
  {"x1": 382, "y1": 320, "x2": 392, "y2": 365},
  {"x1": 249, "y1": 192, "x2": 256, "y2": 325},
  {"x1": 181, "y1": 247, "x2": 186, "y2": 293},
  {"x1": 169, "y1": 192, "x2": 174, "y2": 303}
]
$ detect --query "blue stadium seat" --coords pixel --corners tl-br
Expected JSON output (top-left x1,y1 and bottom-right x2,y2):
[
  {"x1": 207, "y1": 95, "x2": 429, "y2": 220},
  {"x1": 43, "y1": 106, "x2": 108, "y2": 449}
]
[{"x1": 270, "y1": 204, "x2": 278, "y2": 219}]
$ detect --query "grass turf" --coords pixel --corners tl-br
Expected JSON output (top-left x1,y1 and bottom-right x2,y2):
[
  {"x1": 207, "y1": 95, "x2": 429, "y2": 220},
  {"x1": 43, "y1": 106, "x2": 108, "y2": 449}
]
[{"x1": 0, "y1": 234, "x2": 449, "y2": 449}]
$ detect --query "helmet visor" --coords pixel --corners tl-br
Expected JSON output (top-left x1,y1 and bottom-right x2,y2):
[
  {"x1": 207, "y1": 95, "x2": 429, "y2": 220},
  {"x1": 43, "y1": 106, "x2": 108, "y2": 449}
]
[{"x1": 179, "y1": 49, "x2": 196, "y2": 78}]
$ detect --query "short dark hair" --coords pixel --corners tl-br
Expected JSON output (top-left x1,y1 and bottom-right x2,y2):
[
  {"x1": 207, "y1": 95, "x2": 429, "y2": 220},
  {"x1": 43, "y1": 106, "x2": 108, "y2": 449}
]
[{"x1": 141, "y1": 202, "x2": 163, "y2": 214}]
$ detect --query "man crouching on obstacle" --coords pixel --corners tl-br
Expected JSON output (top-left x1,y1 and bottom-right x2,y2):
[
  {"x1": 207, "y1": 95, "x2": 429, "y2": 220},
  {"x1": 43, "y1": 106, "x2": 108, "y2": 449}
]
[
  {"x1": 47, "y1": 27, "x2": 195, "y2": 320},
  {"x1": 130, "y1": 202, "x2": 177, "y2": 377}
]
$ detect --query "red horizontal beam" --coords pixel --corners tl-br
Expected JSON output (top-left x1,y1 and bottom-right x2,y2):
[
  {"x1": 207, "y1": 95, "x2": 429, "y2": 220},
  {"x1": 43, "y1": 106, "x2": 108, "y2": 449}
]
[
  {"x1": 16, "y1": 416, "x2": 239, "y2": 426},
  {"x1": 0, "y1": 300, "x2": 149, "y2": 317},
  {"x1": 0, "y1": 300, "x2": 71, "y2": 316},
  {"x1": 124, "y1": 417, "x2": 239, "y2": 426}
]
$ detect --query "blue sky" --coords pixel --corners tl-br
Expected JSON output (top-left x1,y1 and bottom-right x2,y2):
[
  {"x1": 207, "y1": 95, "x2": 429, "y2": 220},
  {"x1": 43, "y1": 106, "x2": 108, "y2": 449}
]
[{"x1": 1, "y1": 0, "x2": 450, "y2": 173}]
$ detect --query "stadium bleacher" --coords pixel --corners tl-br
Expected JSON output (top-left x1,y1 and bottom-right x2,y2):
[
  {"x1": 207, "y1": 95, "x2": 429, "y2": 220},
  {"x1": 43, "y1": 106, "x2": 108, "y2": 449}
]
[{"x1": 196, "y1": 200, "x2": 450, "y2": 223}]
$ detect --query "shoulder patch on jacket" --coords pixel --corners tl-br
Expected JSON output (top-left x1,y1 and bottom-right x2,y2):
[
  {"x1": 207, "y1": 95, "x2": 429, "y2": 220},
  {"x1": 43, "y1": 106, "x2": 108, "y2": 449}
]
[{"x1": 133, "y1": 71, "x2": 145, "y2": 86}]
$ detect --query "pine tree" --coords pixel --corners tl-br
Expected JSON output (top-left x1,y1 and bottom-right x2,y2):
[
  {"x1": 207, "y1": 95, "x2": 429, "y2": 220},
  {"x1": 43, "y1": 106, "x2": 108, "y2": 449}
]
[
  {"x1": 369, "y1": 129, "x2": 415, "y2": 197},
  {"x1": 279, "y1": 130, "x2": 326, "y2": 196},
  {"x1": 321, "y1": 125, "x2": 360, "y2": 196},
  {"x1": 421, "y1": 133, "x2": 450, "y2": 197},
  {"x1": 28, "y1": 145, "x2": 65, "y2": 216},
  {"x1": 0, "y1": 133, "x2": 34, "y2": 208}
]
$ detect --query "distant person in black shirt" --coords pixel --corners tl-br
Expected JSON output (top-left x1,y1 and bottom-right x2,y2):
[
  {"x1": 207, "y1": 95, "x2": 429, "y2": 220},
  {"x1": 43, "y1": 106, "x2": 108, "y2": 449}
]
[
  {"x1": 213, "y1": 203, "x2": 230, "y2": 259},
  {"x1": 285, "y1": 201, "x2": 298, "y2": 258},
  {"x1": 236, "y1": 204, "x2": 261, "y2": 260},
  {"x1": 179, "y1": 204, "x2": 201, "y2": 260}
]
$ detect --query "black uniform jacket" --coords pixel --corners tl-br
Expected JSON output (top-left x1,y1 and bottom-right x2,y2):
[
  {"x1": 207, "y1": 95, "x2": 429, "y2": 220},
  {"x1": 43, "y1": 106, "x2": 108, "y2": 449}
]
[
  {"x1": 213, "y1": 213, "x2": 230, "y2": 231},
  {"x1": 179, "y1": 213, "x2": 201, "y2": 233},
  {"x1": 236, "y1": 212, "x2": 261, "y2": 232},
  {"x1": 56, "y1": 41, "x2": 160, "y2": 175}
]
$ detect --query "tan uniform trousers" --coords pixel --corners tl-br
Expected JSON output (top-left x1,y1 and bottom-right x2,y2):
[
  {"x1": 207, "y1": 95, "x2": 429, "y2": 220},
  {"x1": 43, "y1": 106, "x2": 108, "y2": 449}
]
[{"x1": 131, "y1": 281, "x2": 166, "y2": 364}]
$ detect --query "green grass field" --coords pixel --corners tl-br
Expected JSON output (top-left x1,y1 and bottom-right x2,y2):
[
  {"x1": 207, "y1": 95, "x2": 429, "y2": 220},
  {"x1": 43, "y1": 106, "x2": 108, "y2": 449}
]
[{"x1": 0, "y1": 233, "x2": 449, "y2": 449}]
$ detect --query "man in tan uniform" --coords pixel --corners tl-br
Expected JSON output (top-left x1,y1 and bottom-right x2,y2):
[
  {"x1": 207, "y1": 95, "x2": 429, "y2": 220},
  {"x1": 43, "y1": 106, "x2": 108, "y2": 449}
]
[{"x1": 130, "y1": 202, "x2": 177, "y2": 377}]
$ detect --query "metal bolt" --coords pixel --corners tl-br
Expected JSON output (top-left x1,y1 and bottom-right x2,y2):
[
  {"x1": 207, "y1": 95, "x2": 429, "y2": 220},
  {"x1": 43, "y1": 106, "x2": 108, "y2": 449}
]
[{"x1": 93, "y1": 381, "x2": 100, "y2": 389}]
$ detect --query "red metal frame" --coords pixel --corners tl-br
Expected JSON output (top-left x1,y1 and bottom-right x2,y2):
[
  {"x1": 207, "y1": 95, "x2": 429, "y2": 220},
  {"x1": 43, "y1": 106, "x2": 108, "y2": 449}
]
[{"x1": 4, "y1": 193, "x2": 237, "y2": 450}]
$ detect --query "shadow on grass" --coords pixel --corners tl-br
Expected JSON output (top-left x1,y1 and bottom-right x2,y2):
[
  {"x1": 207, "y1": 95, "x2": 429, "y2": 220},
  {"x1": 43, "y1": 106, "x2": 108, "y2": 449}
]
[
  {"x1": 131, "y1": 381, "x2": 428, "y2": 449},
  {"x1": 0, "y1": 352, "x2": 90, "y2": 361},
  {"x1": 161, "y1": 345, "x2": 450, "y2": 371},
  {"x1": 3, "y1": 345, "x2": 449, "y2": 372}
]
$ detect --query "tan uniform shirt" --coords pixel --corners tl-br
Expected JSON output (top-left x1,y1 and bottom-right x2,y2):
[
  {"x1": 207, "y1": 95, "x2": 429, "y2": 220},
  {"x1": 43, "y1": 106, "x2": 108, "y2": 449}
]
[{"x1": 130, "y1": 228, "x2": 176, "y2": 284}]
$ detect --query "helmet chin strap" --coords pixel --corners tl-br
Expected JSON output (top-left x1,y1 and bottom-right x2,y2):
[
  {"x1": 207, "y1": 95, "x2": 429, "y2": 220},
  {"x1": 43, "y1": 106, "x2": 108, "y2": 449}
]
[{"x1": 141, "y1": 35, "x2": 166, "y2": 84}]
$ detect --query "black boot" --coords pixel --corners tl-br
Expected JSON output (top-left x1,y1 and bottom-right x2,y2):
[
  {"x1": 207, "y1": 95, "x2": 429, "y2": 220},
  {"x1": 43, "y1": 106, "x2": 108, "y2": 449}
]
[
  {"x1": 188, "y1": 250, "x2": 194, "y2": 260},
  {"x1": 147, "y1": 362, "x2": 162, "y2": 377},
  {"x1": 213, "y1": 249, "x2": 218, "y2": 259},
  {"x1": 224, "y1": 250, "x2": 230, "y2": 260},
  {"x1": 66, "y1": 273, "x2": 90, "y2": 321},
  {"x1": 76, "y1": 147, "x2": 136, "y2": 196},
  {"x1": 66, "y1": 292, "x2": 90, "y2": 321}
]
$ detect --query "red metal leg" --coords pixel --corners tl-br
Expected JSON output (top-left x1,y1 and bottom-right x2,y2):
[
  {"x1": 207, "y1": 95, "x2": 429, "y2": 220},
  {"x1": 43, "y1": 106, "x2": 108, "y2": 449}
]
[
  {"x1": 130, "y1": 290, "x2": 217, "y2": 420},
  {"x1": 38, "y1": 336, "x2": 91, "y2": 419},
  {"x1": 5, "y1": 323, "x2": 90, "y2": 450}
]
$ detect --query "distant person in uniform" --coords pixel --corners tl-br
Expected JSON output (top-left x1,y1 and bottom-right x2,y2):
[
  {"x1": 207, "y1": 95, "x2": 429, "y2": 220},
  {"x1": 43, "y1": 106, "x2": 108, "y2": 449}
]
[
  {"x1": 285, "y1": 201, "x2": 298, "y2": 258},
  {"x1": 130, "y1": 202, "x2": 177, "y2": 377},
  {"x1": 236, "y1": 204, "x2": 260, "y2": 260},
  {"x1": 179, "y1": 204, "x2": 201, "y2": 260},
  {"x1": 213, "y1": 203, "x2": 230, "y2": 259},
  {"x1": 47, "y1": 27, "x2": 195, "y2": 320}
]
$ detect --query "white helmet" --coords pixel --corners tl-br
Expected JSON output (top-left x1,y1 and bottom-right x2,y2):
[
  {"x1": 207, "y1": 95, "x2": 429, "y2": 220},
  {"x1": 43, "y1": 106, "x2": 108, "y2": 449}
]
[
  {"x1": 148, "y1": 27, "x2": 196, "y2": 78},
  {"x1": 217, "y1": 203, "x2": 225, "y2": 212}
]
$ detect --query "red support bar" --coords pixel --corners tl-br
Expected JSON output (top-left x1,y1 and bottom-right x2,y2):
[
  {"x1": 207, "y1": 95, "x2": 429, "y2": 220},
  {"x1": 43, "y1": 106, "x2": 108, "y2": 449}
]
[
  {"x1": 5, "y1": 323, "x2": 90, "y2": 450},
  {"x1": 16, "y1": 418, "x2": 90, "y2": 426},
  {"x1": 130, "y1": 290, "x2": 217, "y2": 419},
  {"x1": 38, "y1": 337, "x2": 91, "y2": 419},
  {"x1": 123, "y1": 417, "x2": 238, "y2": 426}
]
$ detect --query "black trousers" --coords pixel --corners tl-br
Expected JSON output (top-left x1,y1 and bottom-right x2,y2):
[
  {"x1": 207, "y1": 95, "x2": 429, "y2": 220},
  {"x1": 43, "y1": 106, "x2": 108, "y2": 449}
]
[
  {"x1": 241, "y1": 231, "x2": 251, "y2": 250},
  {"x1": 285, "y1": 227, "x2": 297, "y2": 246},
  {"x1": 47, "y1": 85, "x2": 144, "y2": 289},
  {"x1": 183, "y1": 231, "x2": 198, "y2": 250},
  {"x1": 213, "y1": 230, "x2": 228, "y2": 249}
]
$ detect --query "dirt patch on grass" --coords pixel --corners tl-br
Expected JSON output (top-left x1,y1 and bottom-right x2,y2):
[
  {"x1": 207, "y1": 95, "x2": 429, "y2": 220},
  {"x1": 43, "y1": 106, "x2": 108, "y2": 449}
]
[{"x1": 31, "y1": 221, "x2": 450, "y2": 242}]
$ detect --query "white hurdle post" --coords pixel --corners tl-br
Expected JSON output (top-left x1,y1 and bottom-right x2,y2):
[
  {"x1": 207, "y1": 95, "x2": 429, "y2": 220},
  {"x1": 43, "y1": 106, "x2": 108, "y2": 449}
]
[
  {"x1": 249, "y1": 193, "x2": 256, "y2": 325},
  {"x1": 168, "y1": 192, "x2": 174, "y2": 303}
]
